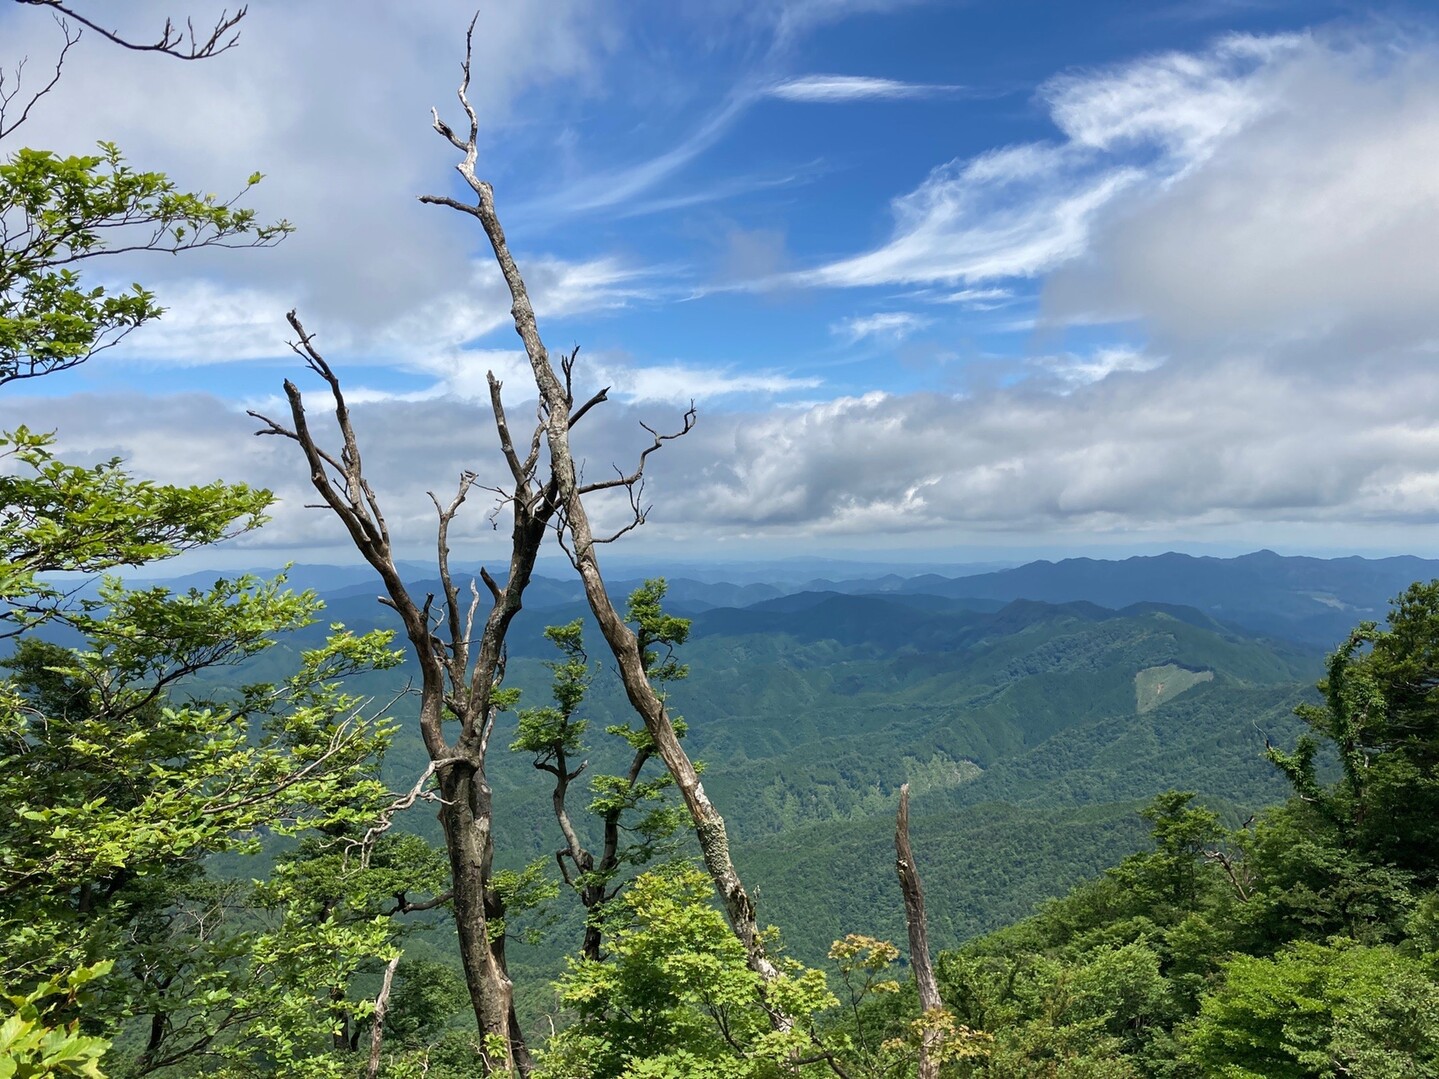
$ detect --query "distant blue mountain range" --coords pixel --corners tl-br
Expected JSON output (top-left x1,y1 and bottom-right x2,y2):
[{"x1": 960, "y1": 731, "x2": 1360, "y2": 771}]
[{"x1": 119, "y1": 548, "x2": 1439, "y2": 649}]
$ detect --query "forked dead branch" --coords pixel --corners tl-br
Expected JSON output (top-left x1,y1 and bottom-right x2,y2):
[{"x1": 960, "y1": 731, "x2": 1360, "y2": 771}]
[{"x1": 12, "y1": 1, "x2": 247, "y2": 61}]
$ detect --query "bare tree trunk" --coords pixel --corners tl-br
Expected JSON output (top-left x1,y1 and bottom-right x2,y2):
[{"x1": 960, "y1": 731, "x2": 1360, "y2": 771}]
[
  {"x1": 895, "y1": 783, "x2": 943, "y2": 1079},
  {"x1": 440, "y1": 766, "x2": 518, "y2": 1072},
  {"x1": 420, "y1": 21, "x2": 781, "y2": 1001}
]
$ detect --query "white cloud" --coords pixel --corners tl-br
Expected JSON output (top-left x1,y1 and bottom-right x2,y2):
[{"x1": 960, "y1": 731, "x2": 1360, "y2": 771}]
[
  {"x1": 1032, "y1": 347, "x2": 1163, "y2": 388},
  {"x1": 1043, "y1": 33, "x2": 1301, "y2": 157},
  {"x1": 831, "y1": 312, "x2": 932, "y2": 343},
  {"x1": 766, "y1": 74, "x2": 963, "y2": 102},
  {"x1": 372, "y1": 254, "x2": 665, "y2": 361},
  {"x1": 116, "y1": 281, "x2": 298, "y2": 364},
  {"x1": 590, "y1": 359, "x2": 821, "y2": 404},
  {"x1": 654, "y1": 354, "x2": 1439, "y2": 540},
  {"x1": 934, "y1": 287, "x2": 1014, "y2": 307},
  {"x1": 16, "y1": 339, "x2": 1439, "y2": 556},
  {"x1": 104, "y1": 253, "x2": 809, "y2": 411},
  {"x1": 793, "y1": 146, "x2": 1142, "y2": 287},
  {"x1": 1045, "y1": 35, "x2": 1439, "y2": 348},
  {"x1": 110, "y1": 254, "x2": 664, "y2": 382},
  {"x1": 789, "y1": 32, "x2": 1297, "y2": 291},
  {"x1": 0, "y1": 0, "x2": 613, "y2": 336}
]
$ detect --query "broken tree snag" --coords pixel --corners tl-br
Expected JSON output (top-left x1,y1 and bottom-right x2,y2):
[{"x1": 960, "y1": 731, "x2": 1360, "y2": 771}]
[
  {"x1": 366, "y1": 953, "x2": 402, "y2": 1079},
  {"x1": 421, "y1": 17, "x2": 784, "y2": 1008},
  {"x1": 896, "y1": 783, "x2": 943, "y2": 1079}
]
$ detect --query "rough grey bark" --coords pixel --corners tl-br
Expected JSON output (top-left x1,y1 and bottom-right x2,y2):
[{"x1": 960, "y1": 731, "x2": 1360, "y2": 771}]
[
  {"x1": 896, "y1": 783, "x2": 943, "y2": 1079},
  {"x1": 421, "y1": 18, "x2": 784, "y2": 1002},
  {"x1": 250, "y1": 315, "x2": 574, "y2": 1076}
]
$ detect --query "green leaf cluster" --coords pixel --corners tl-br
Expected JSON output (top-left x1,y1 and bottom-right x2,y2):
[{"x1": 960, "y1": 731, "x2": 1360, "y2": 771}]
[
  {"x1": 539, "y1": 865, "x2": 835, "y2": 1079},
  {"x1": 0, "y1": 143, "x2": 290, "y2": 384},
  {"x1": 0, "y1": 963, "x2": 112, "y2": 1079}
]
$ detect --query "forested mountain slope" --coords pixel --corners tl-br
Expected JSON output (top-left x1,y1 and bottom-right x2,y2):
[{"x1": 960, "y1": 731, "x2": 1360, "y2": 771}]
[
  {"x1": 276, "y1": 580, "x2": 1321, "y2": 974},
  {"x1": 169, "y1": 573, "x2": 1315, "y2": 971},
  {"x1": 20, "y1": 541, "x2": 1397, "y2": 1074}
]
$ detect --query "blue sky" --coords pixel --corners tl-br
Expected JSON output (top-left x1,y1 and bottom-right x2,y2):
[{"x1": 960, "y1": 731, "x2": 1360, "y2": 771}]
[{"x1": 5, "y1": 0, "x2": 1439, "y2": 564}]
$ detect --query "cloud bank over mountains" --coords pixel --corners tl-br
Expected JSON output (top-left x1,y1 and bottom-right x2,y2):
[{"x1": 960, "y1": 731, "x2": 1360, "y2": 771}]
[{"x1": 5, "y1": 2, "x2": 1438, "y2": 556}]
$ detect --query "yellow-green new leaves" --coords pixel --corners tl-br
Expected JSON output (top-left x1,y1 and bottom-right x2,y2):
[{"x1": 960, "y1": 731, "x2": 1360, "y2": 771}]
[
  {"x1": 0, "y1": 143, "x2": 291, "y2": 384},
  {"x1": 0, "y1": 963, "x2": 113, "y2": 1079},
  {"x1": 0, "y1": 427, "x2": 272, "y2": 633},
  {"x1": 542, "y1": 864, "x2": 979, "y2": 1077},
  {"x1": 2, "y1": 609, "x2": 400, "y2": 870},
  {"x1": 541, "y1": 866, "x2": 845, "y2": 1079},
  {"x1": 542, "y1": 865, "x2": 774, "y2": 1078},
  {"x1": 0, "y1": 609, "x2": 402, "y2": 1055}
]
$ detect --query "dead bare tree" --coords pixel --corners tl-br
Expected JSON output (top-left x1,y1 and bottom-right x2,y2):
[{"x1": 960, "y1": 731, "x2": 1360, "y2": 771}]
[
  {"x1": 896, "y1": 783, "x2": 944, "y2": 1079},
  {"x1": 420, "y1": 18, "x2": 785, "y2": 1007},
  {"x1": 248, "y1": 311, "x2": 613, "y2": 1076}
]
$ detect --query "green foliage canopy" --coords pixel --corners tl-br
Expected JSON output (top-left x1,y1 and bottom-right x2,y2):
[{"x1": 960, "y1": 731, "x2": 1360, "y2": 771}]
[{"x1": 0, "y1": 142, "x2": 289, "y2": 385}]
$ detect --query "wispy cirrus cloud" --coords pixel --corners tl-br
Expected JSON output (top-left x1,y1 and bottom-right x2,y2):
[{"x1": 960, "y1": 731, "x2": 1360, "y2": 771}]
[
  {"x1": 832, "y1": 311, "x2": 932, "y2": 343},
  {"x1": 934, "y1": 287, "x2": 1015, "y2": 309},
  {"x1": 1032, "y1": 346, "x2": 1163, "y2": 389},
  {"x1": 793, "y1": 145, "x2": 1143, "y2": 288},
  {"x1": 786, "y1": 33, "x2": 1303, "y2": 292},
  {"x1": 516, "y1": 91, "x2": 757, "y2": 219},
  {"x1": 591, "y1": 359, "x2": 821, "y2": 404},
  {"x1": 766, "y1": 73, "x2": 965, "y2": 102}
]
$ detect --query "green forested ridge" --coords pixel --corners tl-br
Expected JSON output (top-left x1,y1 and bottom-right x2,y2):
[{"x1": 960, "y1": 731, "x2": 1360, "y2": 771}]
[
  {"x1": 330, "y1": 586, "x2": 1316, "y2": 847},
  {"x1": 887, "y1": 583, "x2": 1439, "y2": 1076},
  {"x1": 297, "y1": 583, "x2": 1327, "y2": 1011},
  {"x1": 10, "y1": 443, "x2": 1360, "y2": 1075},
  {"x1": 18, "y1": 541, "x2": 1333, "y2": 1070}
]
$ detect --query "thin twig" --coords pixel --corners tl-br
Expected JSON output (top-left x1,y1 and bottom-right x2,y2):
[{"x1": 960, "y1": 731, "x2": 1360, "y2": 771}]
[{"x1": 14, "y1": 2, "x2": 246, "y2": 60}]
